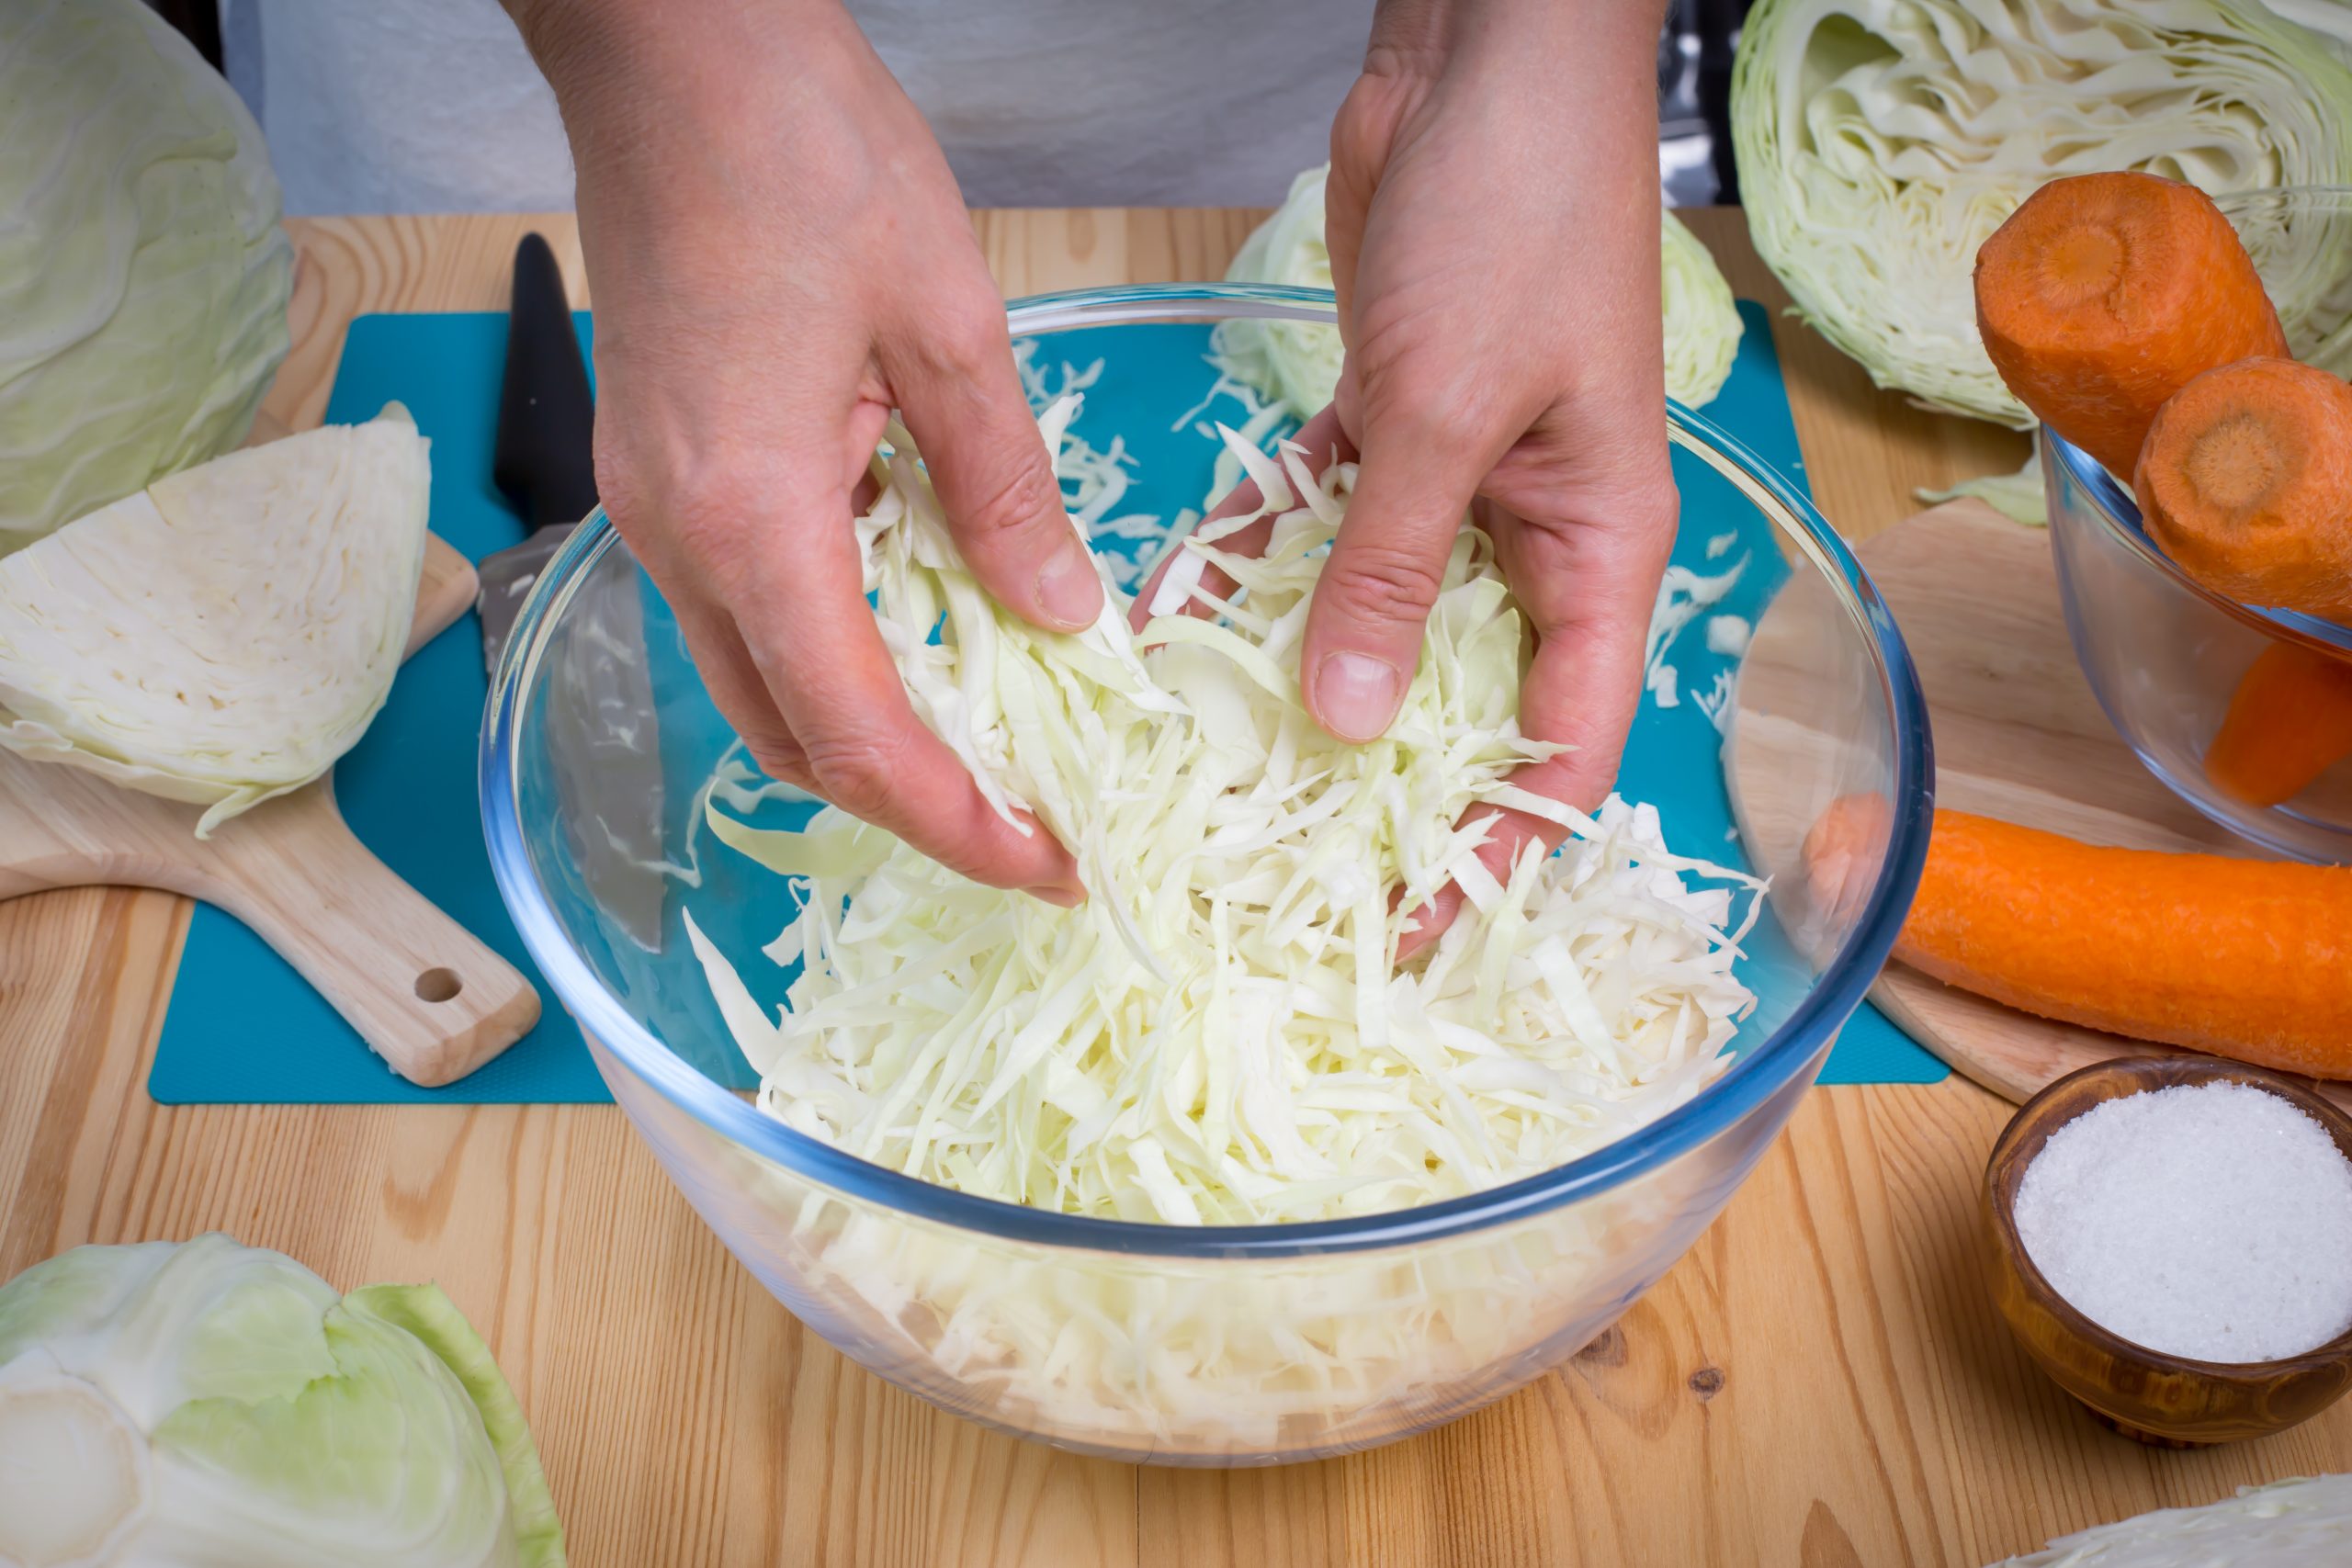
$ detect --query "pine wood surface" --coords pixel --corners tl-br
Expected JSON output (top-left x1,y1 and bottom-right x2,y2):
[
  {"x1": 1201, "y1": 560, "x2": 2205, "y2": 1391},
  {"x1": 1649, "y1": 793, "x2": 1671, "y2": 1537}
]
[{"x1": 4, "y1": 206, "x2": 2342, "y2": 1567}]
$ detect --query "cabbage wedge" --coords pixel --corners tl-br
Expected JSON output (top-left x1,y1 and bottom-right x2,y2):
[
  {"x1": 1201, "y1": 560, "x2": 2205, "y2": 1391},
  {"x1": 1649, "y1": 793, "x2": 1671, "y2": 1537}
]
[{"x1": 0, "y1": 406, "x2": 431, "y2": 835}]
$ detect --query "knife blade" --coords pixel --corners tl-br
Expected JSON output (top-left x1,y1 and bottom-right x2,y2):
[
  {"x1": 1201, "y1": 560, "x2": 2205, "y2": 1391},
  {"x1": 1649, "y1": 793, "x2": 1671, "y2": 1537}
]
[{"x1": 478, "y1": 233, "x2": 669, "y2": 952}]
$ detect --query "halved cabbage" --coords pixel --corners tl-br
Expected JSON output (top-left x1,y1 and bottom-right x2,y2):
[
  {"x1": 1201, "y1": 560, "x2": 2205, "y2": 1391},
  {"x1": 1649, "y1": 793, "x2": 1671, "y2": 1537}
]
[
  {"x1": 0, "y1": 407, "x2": 431, "y2": 835},
  {"x1": 1734, "y1": 0, "x2": 2352, "y2": 426},
  {"x1": 0, "y1": 1235, "x2": 563, "y2": 1568}
]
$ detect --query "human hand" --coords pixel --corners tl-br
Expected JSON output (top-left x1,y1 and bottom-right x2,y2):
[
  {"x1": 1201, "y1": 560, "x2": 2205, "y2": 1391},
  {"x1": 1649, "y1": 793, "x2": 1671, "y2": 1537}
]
[
  {"x1": 1325, "y1": 0, "x2": 1676, "y2": 953},
  {"x1": 509, "y1": 0, "x2": 1094, "y2": 901}
]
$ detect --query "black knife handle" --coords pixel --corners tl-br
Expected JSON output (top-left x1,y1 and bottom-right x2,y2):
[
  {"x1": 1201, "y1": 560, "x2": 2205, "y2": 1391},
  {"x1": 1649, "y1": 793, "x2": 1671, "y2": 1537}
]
[{"x1": 493, "y1": 232, "x2": 599, "y2": 536}]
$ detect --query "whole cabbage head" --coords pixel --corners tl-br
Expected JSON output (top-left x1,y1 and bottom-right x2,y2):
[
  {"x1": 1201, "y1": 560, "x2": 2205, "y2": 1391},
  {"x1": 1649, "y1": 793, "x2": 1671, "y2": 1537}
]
[
  {"x1": 0, "y1": 1235, "x2": 564, "y2": 1568},
  {"x1": 1735, "y1": 0, "x2": 2352, "y2": 426},
  {"x1": 0, "y1": 0, "x2": 294, "y2": 553}
]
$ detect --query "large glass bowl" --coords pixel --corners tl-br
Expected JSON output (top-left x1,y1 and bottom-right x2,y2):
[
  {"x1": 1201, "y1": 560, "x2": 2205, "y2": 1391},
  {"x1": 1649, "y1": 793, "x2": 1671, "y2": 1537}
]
[
  {"x1": 2041, "y1": 186, "x2": 2352, "y2": 864},
  {"x1": 481, "y1": 284, "x2": 1931, "y2": 1464}
]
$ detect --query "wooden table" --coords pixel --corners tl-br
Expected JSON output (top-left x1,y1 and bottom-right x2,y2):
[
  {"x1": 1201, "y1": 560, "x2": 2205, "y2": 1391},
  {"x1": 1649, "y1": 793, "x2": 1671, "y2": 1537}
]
[{"x1": 3, "y1": 209, "x2": 2341, "y2": 1567}]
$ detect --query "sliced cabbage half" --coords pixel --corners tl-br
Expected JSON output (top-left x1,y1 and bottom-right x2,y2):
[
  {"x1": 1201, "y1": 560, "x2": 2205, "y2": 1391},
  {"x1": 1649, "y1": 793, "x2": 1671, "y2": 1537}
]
[
  {"x1": 0, "y1": 406, "x2": 432, "y2": 835},
  {"x1": 0, "y1": 1235, "x2": 563, "y2": 1568},
  {"x1": 1734, "y1": 0, "x2": 2352, "y2": 426}
]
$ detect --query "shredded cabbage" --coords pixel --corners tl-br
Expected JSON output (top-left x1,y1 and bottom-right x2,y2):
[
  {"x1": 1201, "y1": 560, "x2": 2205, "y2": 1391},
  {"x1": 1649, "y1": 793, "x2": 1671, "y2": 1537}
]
[
  {"x1": 692, "y1": 400, "x2": 1759, "y2": 1227},
  {"x1": 1735, "y1": 0, "x2": 2352, "y2": 426},
  {"x1": 1217, "y1": 164, "x2": 1745, "y2": 413}
]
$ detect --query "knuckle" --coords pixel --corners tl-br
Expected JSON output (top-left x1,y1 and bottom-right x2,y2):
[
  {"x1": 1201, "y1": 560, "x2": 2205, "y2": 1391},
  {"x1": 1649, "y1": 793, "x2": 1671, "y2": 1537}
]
[
  {"x1": 1330, "y1": 539, "x2": 1448, "y2": 626},
  {"x1": 741, "y1": 732, "x2": 809, "y2": 787},
  {"x1": 954, "y1": 453, "x2": 1064, "y2": 542},
  {"x1": 802, "y1": 726, "x2": 914, "y2": 821},
  {"x1": 910, "y1": 296, "x2": 1012, "y2": 381},
  {"x1": 1358, "y1": 362, "x2": 1493, "y2": 457}
]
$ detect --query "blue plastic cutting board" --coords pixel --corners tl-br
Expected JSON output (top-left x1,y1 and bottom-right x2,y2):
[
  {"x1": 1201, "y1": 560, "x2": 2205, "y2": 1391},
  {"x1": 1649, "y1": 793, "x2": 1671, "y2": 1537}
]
[{"x1": 148, "y1": 299, "x2": 1942, "y2": 1104}]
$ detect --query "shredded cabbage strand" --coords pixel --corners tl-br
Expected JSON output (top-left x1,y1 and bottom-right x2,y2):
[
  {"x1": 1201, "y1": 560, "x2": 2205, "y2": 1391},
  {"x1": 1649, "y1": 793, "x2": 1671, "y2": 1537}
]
[{"x1": 695, "y1": 402, "x2": 1758, "y2": 1226}]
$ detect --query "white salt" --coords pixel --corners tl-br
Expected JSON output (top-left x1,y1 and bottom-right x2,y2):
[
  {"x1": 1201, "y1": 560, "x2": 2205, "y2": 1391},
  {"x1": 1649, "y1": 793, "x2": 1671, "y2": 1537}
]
[{"x1": 2013, "y1": 1082, "x2": 2352, "y2": 1363}]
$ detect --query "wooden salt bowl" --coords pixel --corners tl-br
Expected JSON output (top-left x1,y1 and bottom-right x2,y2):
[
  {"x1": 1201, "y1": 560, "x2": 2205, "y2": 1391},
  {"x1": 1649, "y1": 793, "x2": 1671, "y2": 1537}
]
[{"x1": 1983, "y1": 1055, "x2": 2352, "y2": 1446}]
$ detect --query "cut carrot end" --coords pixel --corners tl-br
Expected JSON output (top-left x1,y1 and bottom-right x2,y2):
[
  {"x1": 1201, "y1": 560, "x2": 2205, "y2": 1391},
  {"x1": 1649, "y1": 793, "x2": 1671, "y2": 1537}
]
[
  {"x1": 2038, "y1": 224, "x2": 2126, "y2": 311},
  {"x1": 2136, "y1": 356, "x2": 2352, "y2": 619},
  {"x1": 1976, "y1": 171, "x2": 2286, "y2": 482},
  {"x1": 2182, "y1": 413, "x2": 2291, "y2": 513}
]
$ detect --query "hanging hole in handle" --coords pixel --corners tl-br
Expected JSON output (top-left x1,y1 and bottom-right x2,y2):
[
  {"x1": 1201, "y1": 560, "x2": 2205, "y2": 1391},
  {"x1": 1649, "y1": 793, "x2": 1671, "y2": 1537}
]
[{"x1": 414, "y1": 967, "x2": 463, "y2": 1003}]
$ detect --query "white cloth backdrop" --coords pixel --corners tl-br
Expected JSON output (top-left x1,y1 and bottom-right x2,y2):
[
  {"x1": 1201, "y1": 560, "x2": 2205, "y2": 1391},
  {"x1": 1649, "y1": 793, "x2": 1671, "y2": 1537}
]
[{"x1": 220, "y1": 0, "x2": 1369, "y2": 214}]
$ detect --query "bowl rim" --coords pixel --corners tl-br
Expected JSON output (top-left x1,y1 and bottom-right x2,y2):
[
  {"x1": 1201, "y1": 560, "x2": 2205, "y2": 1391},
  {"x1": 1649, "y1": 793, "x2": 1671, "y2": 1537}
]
[
  {"x1": 2043, "y1": 432, "x2": 2352, "y2": 659},
  {"x1": 478, "y1": 281, "x2": 1935, "y2": 1259},
  {"x1": 1984, "y1": 1054, "x2": 2352, "y2": 1379}
]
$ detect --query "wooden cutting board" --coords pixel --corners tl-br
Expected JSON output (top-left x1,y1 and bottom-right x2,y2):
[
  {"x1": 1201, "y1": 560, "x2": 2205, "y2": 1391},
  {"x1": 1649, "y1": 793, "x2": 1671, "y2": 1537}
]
[
  {"x1": 0, "y1": 532, "x2": 539, "y2": 1088},
  {"x1": 1728, "y1": 497, "x2": 2348, "y2": 1110}
]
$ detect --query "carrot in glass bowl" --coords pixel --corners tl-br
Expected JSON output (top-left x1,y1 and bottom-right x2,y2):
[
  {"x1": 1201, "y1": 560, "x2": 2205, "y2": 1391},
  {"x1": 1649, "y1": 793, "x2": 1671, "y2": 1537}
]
[
  {"x1": 1975, "y1": 171, "x2": 2288, "y2": 484},
  {"x1": 2135, "y1": 355, "x2": 2352, "y2": 624}
]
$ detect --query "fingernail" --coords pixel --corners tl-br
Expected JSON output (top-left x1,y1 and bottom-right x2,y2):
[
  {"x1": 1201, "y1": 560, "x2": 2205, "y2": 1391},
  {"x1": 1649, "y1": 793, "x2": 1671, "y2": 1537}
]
[
  {"x1": 1315, "y1": 651, "x2": 1404, "y2": 741},
  {"x1": 1024, "y1": 880, "x2": 1086, "y2": 909},
  {"x1": 1036, "y1": 538, "x2": 1101, "y2": 631}
]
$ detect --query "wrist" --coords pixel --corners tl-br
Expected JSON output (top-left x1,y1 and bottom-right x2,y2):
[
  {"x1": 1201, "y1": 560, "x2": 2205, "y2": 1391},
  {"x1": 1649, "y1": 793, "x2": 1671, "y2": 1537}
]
[{"x1": 1364, "y1": 0, "x2": 1667, "y2": 73}]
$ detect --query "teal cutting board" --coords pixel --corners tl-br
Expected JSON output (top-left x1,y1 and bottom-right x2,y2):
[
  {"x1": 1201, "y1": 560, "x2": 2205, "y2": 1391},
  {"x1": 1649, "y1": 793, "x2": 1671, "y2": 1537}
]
[{"x1": 148, "y1": 299, "x2": 1943, "y2": 1103}]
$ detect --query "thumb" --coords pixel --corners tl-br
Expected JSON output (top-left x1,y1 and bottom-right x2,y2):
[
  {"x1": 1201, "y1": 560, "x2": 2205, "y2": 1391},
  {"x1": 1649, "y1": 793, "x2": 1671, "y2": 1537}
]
[
  {"x1": 1304, "y1": 393, "x2": 1507, "y2": 743},
  {"x1": 886, "y1": 312, "x2": 1103, "y2": 635}
]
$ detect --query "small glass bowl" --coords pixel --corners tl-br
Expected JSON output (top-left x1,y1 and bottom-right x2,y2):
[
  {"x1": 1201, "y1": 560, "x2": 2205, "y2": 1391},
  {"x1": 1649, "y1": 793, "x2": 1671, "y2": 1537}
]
[
  {"x1": 2042, "y1": 434, "x2": 2352, "y2": 863},
  {"x1": 480, "y1": 284, "x2": 1931, "y2": 1463},
  {"x1": 2041, "y1": 186, "x2": 2352, "y2": 864}
]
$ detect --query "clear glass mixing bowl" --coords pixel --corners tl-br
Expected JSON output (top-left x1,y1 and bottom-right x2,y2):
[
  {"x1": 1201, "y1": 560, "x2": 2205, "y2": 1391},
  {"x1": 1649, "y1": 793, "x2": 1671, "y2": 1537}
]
[
  {"x1": 481, "y1": 284, "x2": 1931, "y2": 1464},
  {"x1": 2041, "y1": 186, "x2": 2352, "y2": 863}
]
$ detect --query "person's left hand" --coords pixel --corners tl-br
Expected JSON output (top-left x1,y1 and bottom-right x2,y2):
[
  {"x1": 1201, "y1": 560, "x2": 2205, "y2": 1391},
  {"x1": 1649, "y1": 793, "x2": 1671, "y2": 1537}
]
[{"x1": 1311, "y1": 0, "x2": 1682, "y2": 953}]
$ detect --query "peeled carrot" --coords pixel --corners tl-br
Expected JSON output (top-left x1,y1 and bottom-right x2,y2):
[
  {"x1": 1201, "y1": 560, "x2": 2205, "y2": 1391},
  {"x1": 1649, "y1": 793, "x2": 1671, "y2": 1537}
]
[
  {"x1": 1811, "y1": 799, "x2": 2352, "y2": 1079},
  {"x1": 1975, "y1": 172, "x2": 2287, "y2": 481},
  {"x1": 2205, "y1": 642, "x2": 2352, "y2": 807},
  {"x1": 2135, "y1": 355, "x2": 2352, "y2": 622}
]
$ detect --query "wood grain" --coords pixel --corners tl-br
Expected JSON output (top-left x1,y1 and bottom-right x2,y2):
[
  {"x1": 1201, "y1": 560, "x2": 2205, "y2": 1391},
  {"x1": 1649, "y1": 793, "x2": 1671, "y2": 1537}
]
[
  {"x1": 4, "y1": 207, "x2": 2345, "y2": 1568},
  {"x1": 1729, "y1": 498, "x2": 2352, "y2": 1114},
  {"x1": 0, "y1": 533, "x2": 537, "y2": 1085}
]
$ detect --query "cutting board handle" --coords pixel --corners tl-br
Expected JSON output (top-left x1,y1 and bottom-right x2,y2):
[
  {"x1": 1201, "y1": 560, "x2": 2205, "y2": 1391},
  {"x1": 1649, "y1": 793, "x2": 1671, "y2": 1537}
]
[{"x1": 191, "y1": 784, "x2": 541, "y2": 1088}]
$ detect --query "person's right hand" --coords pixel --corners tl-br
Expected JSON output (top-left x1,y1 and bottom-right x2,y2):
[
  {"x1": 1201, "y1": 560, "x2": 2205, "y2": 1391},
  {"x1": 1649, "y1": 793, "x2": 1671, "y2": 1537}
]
[{"x1": 510, "y1": 0, "x2": 1093, "y2": 903}]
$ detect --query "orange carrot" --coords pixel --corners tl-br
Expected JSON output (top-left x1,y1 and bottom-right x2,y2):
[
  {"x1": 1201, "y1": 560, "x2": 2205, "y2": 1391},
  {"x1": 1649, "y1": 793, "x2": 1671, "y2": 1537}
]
[
  {"x1": 2135, "y1": 356, "x2": 2352, "y2": 622},
  {"x1": 2205, "y1": 642, "x2": 2352, "y2": 807},
  {"x1": 1975, "y1": 172, "x2": 2287, "y2": 481},
  {"x1": 1810, "y1": 799, "x2": 2352, "y2": 1079}
]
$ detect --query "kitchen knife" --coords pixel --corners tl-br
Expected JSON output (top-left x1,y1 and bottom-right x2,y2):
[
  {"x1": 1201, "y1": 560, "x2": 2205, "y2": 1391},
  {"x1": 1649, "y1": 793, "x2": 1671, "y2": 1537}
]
[
  {"x1": 478, "y1": 232, "x2": 598, "y2": 671},
  {"x1": 478, "y1": 233, "x2": 669, "y2": 952}
]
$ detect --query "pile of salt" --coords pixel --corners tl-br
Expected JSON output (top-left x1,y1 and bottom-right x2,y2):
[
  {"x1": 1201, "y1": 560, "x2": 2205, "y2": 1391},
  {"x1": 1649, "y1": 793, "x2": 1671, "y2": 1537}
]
[{"x1": 2012, "y1": 1081, "x2": 2352, "y2": 1363}]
